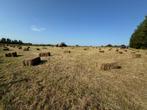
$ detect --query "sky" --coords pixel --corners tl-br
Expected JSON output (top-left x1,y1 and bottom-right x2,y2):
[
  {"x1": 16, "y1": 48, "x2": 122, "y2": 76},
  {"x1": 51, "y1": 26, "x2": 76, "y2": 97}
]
[{"x1": 0, "y1": 0, "x2": 147, "y2": 46}]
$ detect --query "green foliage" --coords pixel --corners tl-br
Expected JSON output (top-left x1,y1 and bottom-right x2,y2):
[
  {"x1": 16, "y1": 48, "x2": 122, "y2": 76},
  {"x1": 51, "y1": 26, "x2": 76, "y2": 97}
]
[
  {"x1": 0, "y1": 37, "x2": 23, "y2": 44},
  {"x1": 130, "y1": 16, "x2": 147, "y2": 49}
]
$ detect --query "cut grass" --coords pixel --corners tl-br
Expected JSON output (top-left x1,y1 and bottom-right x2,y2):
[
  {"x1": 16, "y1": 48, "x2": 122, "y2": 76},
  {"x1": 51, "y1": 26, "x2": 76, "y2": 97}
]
[{"x1": 0, "y1": 46, "x2": 147, "y2": 110}]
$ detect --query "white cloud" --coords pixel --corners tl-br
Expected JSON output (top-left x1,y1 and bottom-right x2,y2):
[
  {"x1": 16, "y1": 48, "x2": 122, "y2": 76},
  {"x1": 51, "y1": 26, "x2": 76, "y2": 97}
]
[{"x1": 31, "y1": 25, "x2": 46, "y2": 32}]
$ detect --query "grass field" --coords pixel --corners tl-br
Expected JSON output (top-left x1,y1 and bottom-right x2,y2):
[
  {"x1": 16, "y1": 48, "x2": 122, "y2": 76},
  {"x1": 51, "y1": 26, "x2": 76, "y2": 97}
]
[{"x1": 0, "y1": 45, "x2": 147, "y2": 110}]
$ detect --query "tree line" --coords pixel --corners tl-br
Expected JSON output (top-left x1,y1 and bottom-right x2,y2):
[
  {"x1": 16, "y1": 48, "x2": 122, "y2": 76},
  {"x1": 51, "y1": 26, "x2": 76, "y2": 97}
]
[
  {"x1": 0, "y1": 37, "x2": 32, "y2": 45},
  {"x1": 0, "y1": 38, "x2": 23, "y2": 44}
]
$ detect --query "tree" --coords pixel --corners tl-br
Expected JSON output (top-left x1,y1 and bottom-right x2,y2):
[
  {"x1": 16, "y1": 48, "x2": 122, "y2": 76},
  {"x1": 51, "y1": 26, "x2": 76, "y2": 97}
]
[
  {"x1": 6, "y1": 38, "x2": 11, "y2": 44},
  {"x1": 130, "y1": 16, "x2": 147, "y2": 49},
  {"x1": 0, "y1": 38, "x2": 6, "y2": 43}
]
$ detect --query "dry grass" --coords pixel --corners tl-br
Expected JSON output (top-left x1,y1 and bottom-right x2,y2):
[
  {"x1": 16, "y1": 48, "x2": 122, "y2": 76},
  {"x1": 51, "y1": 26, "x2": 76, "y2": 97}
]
[{"x1": 0, "y1": 46, "x2": 147, "y2": 110}]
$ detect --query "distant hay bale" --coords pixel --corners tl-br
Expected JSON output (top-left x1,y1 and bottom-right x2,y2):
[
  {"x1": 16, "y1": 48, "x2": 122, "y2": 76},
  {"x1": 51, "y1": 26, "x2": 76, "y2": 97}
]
[
  {"x1": 124, "y1": 49, "x2": 127, "y2": 52},
  {"x1": 84, "y1": 48, "x2": 88, "y2": 50},
  {"x1": 23, "y1": 47, "x2": 29, "y2": 51},
  {"x1": 23, "y1": 57, "x2": 41, "y2": 66},
  {"x1": 100, "y1": 62, "x2": 121, "y2": 71},
  {"x1": 36, "y1": 48, "x2": 40, "y2": 50},
  {"x1": 5, "y1": 52, "x2": 17, "y2": 57},
  {"x1": 116, "y1": 49, "x2": 119, "y2": 52},
  {"x1": 132, "y1": 54, "x2": 141, "y2": 58},
  {"x1": 64, "y1": 50, "x2": 71, "y2": 53},
  {"x1": 99, "y1": 50, "x2": 104, "y2": 53},
  {"x1": 42, "y1": 47, "x2": 47, "y2": 49},
  {"x1": 3, "y1": 47, "x2": 9, "y2": 51},
  {"x1": 39, "y1": 52, "x2": 51, "y2": 57},
  {"x1": 18, "y1": 46, "x2": 22, "y2": 49},
  {"x1": 108, "y1": 48, "x2": 112, "y2": 51},
  {"x1": 118, "y1": 51, "x2": 123, "y2": 54}
]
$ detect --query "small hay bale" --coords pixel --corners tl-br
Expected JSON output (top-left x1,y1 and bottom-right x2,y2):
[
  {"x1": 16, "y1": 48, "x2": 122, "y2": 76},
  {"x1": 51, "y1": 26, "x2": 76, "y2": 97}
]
[
  {"x1": 132, "y1": 54, "x2": 141, "y2": 58},
  {"x1": 84, "y1": 48, "x2": 88, "y2": 50},
  {"x1": 36, "y1": 48, "x2": 40, "y2": 50},
  {"x1": 116, "y1": 49, "x2": 119, "y2": 52},
  {"x1": 108, "y1": 48, "x2": 112, "y2": 51},
  {"x1": 42, "y1": 47, "x2": 47, "y2": 49},
  {"x1": 64, "y1": 50, "x2": 71, "y2": 53},
  {"x1": 5, "y1": 52, "x2": 17, "y2": 57},
  {"x1": 124, "y1": 49, "x2": 127, "y2": 52},
  {"x1": 118, "y1": 51, "x2": 123, "y2": 54},
  {"x1": 23, "y1": 57, "x2": 41, "y2": 66},
  {"x1": 99, "y1": 50, "x2": 104, "y2": 53},
  {"x1": 39, "y1": 52, "x2": 51, "y2": 57},
  {"x1": 3, "y1": 47, "x2": 9, "y2": 51},
  {"x1": 23, "y1": 47, "x2": 29, "y2": 51},
  {"x1": 18, "y1": 46, "x2": 22, "y2": 49},
  {"x1": 100, "y1": 62, "x2": 121, "y2": 71}
]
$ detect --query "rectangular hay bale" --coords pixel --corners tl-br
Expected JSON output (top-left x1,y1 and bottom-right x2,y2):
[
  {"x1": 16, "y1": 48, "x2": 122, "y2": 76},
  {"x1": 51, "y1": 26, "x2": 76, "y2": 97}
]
[{"x1": 23, "y1": 57, "x2": 41, "y2": 66}]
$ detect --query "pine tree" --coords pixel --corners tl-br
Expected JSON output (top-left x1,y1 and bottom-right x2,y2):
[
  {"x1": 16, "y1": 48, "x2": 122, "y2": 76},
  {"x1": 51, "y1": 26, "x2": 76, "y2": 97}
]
[{"x1": 130, "y1": 16, "x2": 147, "y2": 49}]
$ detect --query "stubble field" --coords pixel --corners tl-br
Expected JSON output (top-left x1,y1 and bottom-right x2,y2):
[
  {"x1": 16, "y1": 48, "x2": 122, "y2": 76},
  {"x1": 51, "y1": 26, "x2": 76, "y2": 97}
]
[{"x1": 0, "y1": 45, "x2": 147, "y2": 110}]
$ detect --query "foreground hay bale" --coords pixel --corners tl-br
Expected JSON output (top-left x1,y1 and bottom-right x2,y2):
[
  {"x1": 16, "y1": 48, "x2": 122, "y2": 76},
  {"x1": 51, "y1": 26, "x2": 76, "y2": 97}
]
[
  {"x1": 132, "y1": 54, "x2": 141, "y2": 58},
  {"x1": 23, "y1": 57, "x2": 41, "y2": 66},
  {"x1": 39, "y1": 52, "x2": 51, "y2": 57},
  {"x1": 100, "y1": 62, "x2": 121, "y2": 71},
  {"x1": 5, "y1": 52, "x2": 17, "y2": 57}
]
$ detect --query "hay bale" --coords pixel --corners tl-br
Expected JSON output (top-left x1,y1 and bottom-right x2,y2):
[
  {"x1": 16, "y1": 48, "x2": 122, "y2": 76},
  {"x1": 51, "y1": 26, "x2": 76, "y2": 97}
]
[
  {"x1": 36, "y1": 48, "x2": 40, "y2": 50},
  {"x1": 99, "y1": 50, "x2": 104, "y2": 53},
  {"x1": 116, "y1": 49, "x2": 119, "y2": 52},
  {"x1": 84, "y1": 48, "x2": 88, "y2": 50},
  {"x1": 23, "y1": 47, "x2": 29, "y2": 51},
  {"x1": 100, "y1": 62, "x2": 121, "y2": 71},
  {"x1": 119, "y1": 51, "x2": 123, "y2": 54},
  {"x1": 132, "y1": 54, "x2": 141, "y2": 58},
  {"x1": 108, "y1": 48, "x2": 112, "y2": 51},
  {"x1": 23, "y1": 57, "x2": 41, "y2": 66},
  {"x1": 124, "y1": 50, "x2": 127, "y2": 52},
  {"x1": 3, "y1": 47, "x2": 9, "y2": 51},
  {"x1": 5, "y1": 52, "x2": 17, "y2": 57},
  {"x1": 39, "y1": 52, "x2": 51, "y2": 57},
  {"x1": 64, "y1": 50, "x2": 71, "y2": 53},
  {"x1": 18, "y1": 46, "x2": 22, "y2": 49}
]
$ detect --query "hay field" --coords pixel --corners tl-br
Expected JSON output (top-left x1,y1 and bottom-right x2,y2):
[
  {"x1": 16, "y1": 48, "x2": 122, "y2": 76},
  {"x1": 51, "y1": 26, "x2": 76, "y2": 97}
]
[{"x1": 0, "y1": 46, "x2": 147, "y2": 110}]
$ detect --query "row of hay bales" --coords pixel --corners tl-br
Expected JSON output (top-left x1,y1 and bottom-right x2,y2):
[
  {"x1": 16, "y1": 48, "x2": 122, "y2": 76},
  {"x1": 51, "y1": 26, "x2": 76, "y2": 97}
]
[{"x1": 5, "y1": 52, "x2": 17, "y2": 57}]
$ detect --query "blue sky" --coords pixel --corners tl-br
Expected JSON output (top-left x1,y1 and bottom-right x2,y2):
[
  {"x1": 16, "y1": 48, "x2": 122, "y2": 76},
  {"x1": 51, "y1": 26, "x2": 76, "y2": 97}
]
[{"x1": 0, "y1": 0, "x2": 147, "y2": 45}]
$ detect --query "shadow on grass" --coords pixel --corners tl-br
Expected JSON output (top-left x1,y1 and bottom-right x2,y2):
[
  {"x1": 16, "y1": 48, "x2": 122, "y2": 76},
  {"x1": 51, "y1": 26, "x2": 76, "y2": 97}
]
[
  {"x1": 40, "y1": 60, "x2": 47, "y2": 65},
  {"x1": 17, "y1": 55, "x2": 23, "y2": 57}
]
